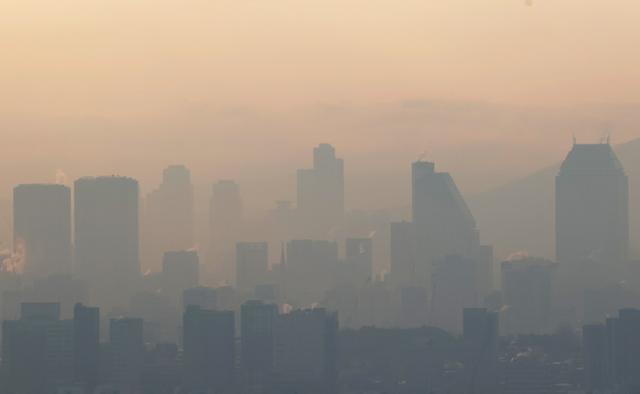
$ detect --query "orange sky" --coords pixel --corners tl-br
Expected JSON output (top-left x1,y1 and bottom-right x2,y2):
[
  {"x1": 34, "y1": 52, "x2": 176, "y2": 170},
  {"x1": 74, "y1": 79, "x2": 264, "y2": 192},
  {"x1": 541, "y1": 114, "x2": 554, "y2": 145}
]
[
  {"x1": 1, "y1": 0, "x2": 640, "y2": 209},
  {"x1": 3, "y1": 0, "x2": 640, "y2": 114}
]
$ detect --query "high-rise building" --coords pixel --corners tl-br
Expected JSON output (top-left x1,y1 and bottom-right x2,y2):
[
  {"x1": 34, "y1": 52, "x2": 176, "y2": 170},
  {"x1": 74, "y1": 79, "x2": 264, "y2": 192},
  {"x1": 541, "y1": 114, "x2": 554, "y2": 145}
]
[
  {"x1": 21, "y1": 302, "x2": 61, "y2": 320},
  {"x1": 236, "y1": 242, "x2": 269, "y2": 292},
  {"x1": 583, "y1": 323, "x2": 607, "y2": 392},
  {"x1": 182, "y1": 306, "x2": 235, "y2": 392},
  {"x1": 389, "y1": 221, "x2": 419, "y2": 287},
  {"x1": 209, "y1": 180, "x2": 243, "y2": 284},
  {"x1": 109, "y1": 317, "x2": 144, "y2": 391},
  {"x1": 605, "y1": 317, "x2": 622, "y2": 387},
  {"x1": 2, "y1": 275, "x2": 90, "y2": 321},
  {"x1": 272, "y1": 308, "x2": 338, "y2": 393},
  {"x1": 430, "y1": 255, "x2": 478, "y2": 333},
  {"x1": 143, "y1": 165, "x2": 195, "y2": 272},
  {"x1": 556, "y1": 143, "x2": 628, "y2": 263},
  {"x1": 588, "y1": 308, "x2": 640, "y2": 391},
  {"x1": 345, "y1": 238, "x2": 373, "y2": 286},
  {"x1": 463, "y1": 308, "x2": 499, "y2": 394},
  {"x1": 501, "y1": 257, "x2": 556, "y2": 335},
  {"x1": 284, "y1": 240, "x2": 339, "y2": 306},
  {"x1": 73, "y1": 303, "x2": 100, "y2": 391},
  {"x1": 265, "y1": 200, "x2": 296, "y2": 262},
  {"x1": 398, "y1": 286, "x2": 429, "y2": 328},
  {"x1": 30, "y1": 275, "x2": 89, "y2": 319},
  {"x1": 241, "y1": 300, "x2": 278, "y2": 384},
  {"x1": 74, "y1": 176, "x2": 139, "y2": 308},
  {"x1": 297, "y1": 144, "x2": 344, "y2": 238},
  {"x1": 162, "y1": 250, "x2": 199, "y2": 300},
  {"x1": 183, "y1": 286, "x2": 217, "y2": 311},
  {"x1": 474, "y1": 244, "x2": 494, "y2": 300},
  {"x1": 614, "y1": 308, "x2": 640, "y2": 389},
  {"x1": 13, "y1": 184, "x2": 71, "y2": 277},
  {"x1": 412, "y1": 161, "x2": 479, "y2": 270},
  {"x1": 2, "y1": 302, "x2": 74, "y2": 392}
]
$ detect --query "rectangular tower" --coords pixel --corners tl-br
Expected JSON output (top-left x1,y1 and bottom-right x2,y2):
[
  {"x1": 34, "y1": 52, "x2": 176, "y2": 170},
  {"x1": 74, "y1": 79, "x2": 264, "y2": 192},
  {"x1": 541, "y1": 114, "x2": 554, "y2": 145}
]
[{"x1": 556, "y1": 143, "x2": 628, "y2": 263}]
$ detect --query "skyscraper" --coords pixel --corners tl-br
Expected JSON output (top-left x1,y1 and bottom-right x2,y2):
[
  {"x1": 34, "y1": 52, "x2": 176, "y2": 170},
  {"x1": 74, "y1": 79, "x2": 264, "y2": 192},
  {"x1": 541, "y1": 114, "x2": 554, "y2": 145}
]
[
  {"x1": 209, "y1": 179, "x2": 243, "y2": 284},
  {"x1": 73, "y1": 303, "x2": 100, "y2": 391},
  {"x1": 463, "y1": 308, "x2": 499, "y2": 394},
  {"x1": 182, "y1": 306, "x2": 235, "y2": 392},
  {"x1": 389, "y1": 221, "x2": 418, "y2": 287},
  {"x1": 345, "y1": 237, "x2": 373, "y2": 286},
  {"x1": 430, "y1": 254, "x2": 478, "y2": 333},
  {"x1": 412, "y1": 161, "x2": 479, "y2": 266},
  {"x1": 143, "y1": 165, "x2": 195, "y2": 271},
  {"x1": 74, "y1": 176, "x2": 139, "y2": 308},
  {"x1": 162, "y1": 250, "x2": 199, "y2": 300},
  {"x1": 109, "y1": 317, "x2": 144, "y2": 391},
  {"x1": 241, "y1": 300, "x2": 278, "y2": 385},
  {"x1": 284, "y1": 240, "x2": 339, "y2": 306},
  {"x1": 13, "y1": 184, "x2": 71, "y2": 277},
  {"x1": 183, "y1": 286, "x2": 217, "y2": 311},
  {"x1": 583, "y1": 323, "x2": 608, "y2": 392},
  {"x1": 2, "y1": 302, "x2": 74, "y2": 392},
  {"x1": 556, "y1": 143, "x2": 628, "y2": 263},
  {"x1": 596, "y1": 309, "x2": 640, "y2": 391},
  {"x1": 236, "y1": 242, "x2": 269, "y2": 292},
  {"x1": 501, "y1": 257, "x2": 556, "y2": 335},
  {"x1": 272, "y1": 308, "x2": 338, "y2": 393},
  {"x1": 297, "y1": 144, "x2": 344, "y2": 238}
]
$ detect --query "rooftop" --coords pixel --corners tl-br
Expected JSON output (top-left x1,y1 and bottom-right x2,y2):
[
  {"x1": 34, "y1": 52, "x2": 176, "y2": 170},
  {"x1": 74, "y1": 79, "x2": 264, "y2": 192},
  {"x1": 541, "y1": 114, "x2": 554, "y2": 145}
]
[{"x1": 558, "y1": 143, "x2": 625, "y2": 176}]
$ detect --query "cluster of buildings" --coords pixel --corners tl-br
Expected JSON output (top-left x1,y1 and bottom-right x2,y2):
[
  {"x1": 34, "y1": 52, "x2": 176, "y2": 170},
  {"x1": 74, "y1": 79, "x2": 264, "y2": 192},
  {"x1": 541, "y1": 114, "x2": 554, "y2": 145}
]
[
  {"x1": 2, "y1": 299, "x2": 337, "y2": 394},
  {"x1": 0, "y1": 140, "x2": 636, "y2": 393}
]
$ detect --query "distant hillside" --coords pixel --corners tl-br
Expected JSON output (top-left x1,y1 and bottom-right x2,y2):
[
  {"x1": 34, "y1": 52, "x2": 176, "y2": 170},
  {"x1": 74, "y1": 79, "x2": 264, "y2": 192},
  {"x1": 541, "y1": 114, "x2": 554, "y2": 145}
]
[{"x1": 469, "y1": 138, "x2": 640, "y2": 262}]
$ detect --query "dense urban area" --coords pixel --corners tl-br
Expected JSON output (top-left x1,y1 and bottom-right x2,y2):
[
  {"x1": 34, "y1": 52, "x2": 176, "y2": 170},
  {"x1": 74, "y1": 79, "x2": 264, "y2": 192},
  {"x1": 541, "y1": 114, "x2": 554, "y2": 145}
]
[{"x1": 0, "y1": 142, "x2": 636, "y2": 393}]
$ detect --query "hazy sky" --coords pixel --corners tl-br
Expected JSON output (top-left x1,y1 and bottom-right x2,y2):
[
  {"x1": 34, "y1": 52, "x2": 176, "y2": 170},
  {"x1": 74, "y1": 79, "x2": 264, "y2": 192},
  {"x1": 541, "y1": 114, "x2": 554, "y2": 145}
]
[{"x1": 2, "y1": 0, "x2": 640, "y2": 211}]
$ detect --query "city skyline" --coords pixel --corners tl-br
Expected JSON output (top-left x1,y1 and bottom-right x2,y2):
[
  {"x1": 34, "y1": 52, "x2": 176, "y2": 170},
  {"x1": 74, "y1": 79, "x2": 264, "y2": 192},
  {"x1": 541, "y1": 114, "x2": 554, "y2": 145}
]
[{"x1": 2, "y1": 1, "x2": 640, "y2": 392}]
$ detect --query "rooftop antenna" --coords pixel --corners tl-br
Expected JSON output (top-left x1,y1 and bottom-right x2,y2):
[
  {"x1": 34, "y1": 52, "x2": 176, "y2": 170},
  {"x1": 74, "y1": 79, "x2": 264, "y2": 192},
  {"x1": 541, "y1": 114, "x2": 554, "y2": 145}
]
[
  {"x1": 417, "y1": 150, "x2": 428, "y2": 161},
  {"x1": 280, "y1": 242, "x2": 286, "y2": 266},
  {"x1": 572, "y1": 134, "x2": 577, "y2": 146}
]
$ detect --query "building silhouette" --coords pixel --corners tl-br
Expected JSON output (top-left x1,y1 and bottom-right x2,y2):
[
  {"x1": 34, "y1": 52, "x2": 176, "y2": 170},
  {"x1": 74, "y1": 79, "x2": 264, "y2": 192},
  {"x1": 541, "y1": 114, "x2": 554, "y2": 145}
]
[
  {"x1": 501, "y1": 257, "x2": 556, "y2": 335},
  {"x1": 412, "y1": 161, "x2": 479, "y2": 271},
  {"x1": 182, "y1": 306, "x2": 235, "y2": 392},
  {"x1": 284, "y1": 240, "x2": 339, "y2": 306},
  {"x1": 297, "y1": 144, "x2": 344, "y2": 238},
  {"x1": 209, "y1": 180, "x2": 243, "y2": 285},
  {"x1": 583, "y1": 323, "x2": 608, "y2": 392},
  {"x1": 345, "y1": 237, "x2": 373, "y2": 286},
  {"x1": 399, "y1": 286, "x2": 429, "y2": 328},
  {"x1": 13, "y1": 184, "x2": 71, "y2": 277},
  {"x1": 463, "y1": 308, "x2": 499, "y2": 394},
  {"x1": 108, "y1": 317, "x2": 144, "y2": 391},
  {"x1": 556, "y1": 143, "x2": 629, "y2": 263},
  {"x1": 236, "y1": 242, "x2": 269, "y2": 292},
  {"x1": 143, "y1": 165, "x2": 195, "y2": 272},
  {"x1": 162, "y1": 250, "x2": 199, "y2": 302},
  {"x1": 389, "y1": 221, "x2": 418, "y2": 288},
  {"x1": 182, "y1": 286, "x2": 217, "y2": 311},
  {"x1": 272, "y1": 308, "x2": 338, "y2": 393},
  {"x1": 583, "y1": 308, "x2": 640, "y2": 392},
  {"x1": 74, "y1": 176, "x2": 139, "y2": 308},
  {"x1": 73, "y1": 303, "x2": 100, "y2": 392},
  {"x1": 241, "y1": 300, "x2": 278, "y2": 386},
  {"x1": 2, "y1": 302, "x2": 74, "y2": 392},
  {"x1": 430, "y1": 254, "x2": 478, "y2": 333}
]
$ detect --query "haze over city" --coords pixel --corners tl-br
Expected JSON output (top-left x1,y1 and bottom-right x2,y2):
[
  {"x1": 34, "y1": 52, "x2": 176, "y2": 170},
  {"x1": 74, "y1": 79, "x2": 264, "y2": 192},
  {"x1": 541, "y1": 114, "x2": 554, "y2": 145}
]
[{"x1": 2, "y1": 1, "x2": 640, "y2": 394}]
